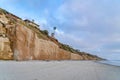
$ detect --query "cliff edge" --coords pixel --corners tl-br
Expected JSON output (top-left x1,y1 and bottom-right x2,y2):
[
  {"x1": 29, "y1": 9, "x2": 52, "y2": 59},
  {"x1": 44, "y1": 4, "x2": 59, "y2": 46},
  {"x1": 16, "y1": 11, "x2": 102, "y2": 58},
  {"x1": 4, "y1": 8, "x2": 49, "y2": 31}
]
[{"x1": 0, "y1": 8, "x2": 102, "y2": 60}]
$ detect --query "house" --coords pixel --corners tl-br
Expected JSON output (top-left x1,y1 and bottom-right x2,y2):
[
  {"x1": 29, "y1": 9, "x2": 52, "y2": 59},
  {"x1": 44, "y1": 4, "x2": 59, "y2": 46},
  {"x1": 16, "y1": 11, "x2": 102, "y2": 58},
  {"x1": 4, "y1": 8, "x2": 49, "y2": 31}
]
[{"x1": 24, "y1": 19, "x2": 39, "y2": 28}]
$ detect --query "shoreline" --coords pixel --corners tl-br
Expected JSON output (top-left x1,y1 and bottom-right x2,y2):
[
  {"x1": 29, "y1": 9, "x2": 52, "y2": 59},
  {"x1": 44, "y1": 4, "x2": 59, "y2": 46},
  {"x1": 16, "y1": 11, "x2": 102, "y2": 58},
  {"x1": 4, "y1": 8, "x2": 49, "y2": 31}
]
[{"x1": 96, "y1": 60, "x2": 120, "y2": 67}]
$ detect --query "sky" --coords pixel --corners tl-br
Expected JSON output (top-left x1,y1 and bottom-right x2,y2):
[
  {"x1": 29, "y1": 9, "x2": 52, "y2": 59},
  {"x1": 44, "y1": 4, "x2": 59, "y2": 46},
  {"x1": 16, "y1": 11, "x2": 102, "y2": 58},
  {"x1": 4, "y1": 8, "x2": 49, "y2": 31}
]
[{"x1": 0, "y1": 0, "x2": 120, "y2": 60}]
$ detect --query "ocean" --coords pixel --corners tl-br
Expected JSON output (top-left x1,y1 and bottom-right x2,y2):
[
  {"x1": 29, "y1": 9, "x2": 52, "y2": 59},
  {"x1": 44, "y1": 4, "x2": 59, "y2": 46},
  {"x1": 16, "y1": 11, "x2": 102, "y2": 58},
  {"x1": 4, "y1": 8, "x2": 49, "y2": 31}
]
[{"x1": 99, "y1": 60, "x2": 120, "y2": 66}]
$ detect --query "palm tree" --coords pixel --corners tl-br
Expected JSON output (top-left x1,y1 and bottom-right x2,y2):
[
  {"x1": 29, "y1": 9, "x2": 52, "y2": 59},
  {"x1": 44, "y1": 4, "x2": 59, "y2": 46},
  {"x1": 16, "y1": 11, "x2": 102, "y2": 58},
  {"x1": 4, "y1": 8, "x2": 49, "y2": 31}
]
[
  {"x1": 54, "y1": 27, "x2": 56, "y2": 31},
  {"x1": 51, "y1": 27, "x2": 57, "y2": 38},
  {"x1": 53, "y1": 27, "x2": 56, "y2": 34}
]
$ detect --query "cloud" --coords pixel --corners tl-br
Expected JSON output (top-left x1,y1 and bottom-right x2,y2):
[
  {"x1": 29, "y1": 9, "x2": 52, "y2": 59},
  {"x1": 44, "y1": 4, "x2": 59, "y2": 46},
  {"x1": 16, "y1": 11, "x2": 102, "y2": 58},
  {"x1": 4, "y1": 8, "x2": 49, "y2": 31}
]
[
  {"x1": 0, "y1": 0, "x2": 120, "y2": 60},
  {"x1": 51, "y1": 0, "x2": 120, "y2": 60}
]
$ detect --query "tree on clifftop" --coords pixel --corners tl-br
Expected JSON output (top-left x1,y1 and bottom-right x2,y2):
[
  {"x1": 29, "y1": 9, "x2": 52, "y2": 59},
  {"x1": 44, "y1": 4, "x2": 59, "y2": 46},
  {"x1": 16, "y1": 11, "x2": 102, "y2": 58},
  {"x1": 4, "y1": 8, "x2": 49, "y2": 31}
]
[{"x1": 51, "y1": 26, "x2": 57, "y2": 38}]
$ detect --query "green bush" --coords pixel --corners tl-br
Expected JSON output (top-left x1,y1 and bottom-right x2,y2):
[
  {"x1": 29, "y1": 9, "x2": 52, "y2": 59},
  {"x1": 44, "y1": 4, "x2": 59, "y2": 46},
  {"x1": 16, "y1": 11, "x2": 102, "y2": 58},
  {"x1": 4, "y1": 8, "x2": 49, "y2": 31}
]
[
  {"x1": 60, "y1": 43, "x2": 77, "y2": 53},
  {"x1": 41, "y1": 30, "x2": 49, "y2": 36}
]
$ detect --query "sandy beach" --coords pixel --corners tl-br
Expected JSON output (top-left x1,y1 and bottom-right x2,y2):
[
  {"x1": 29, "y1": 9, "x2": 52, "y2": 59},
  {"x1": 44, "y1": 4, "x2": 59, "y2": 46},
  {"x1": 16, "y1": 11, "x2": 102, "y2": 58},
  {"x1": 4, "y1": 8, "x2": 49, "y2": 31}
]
[{"x1": 0, "y1": 61, "x2": 120, "y2": 80}]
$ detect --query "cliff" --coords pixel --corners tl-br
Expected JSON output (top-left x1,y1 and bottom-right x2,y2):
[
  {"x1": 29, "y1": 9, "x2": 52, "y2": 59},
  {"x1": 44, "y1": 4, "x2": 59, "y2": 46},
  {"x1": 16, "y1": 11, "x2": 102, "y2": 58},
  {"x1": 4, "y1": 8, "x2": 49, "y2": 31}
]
[{"x1": 0, "y1": 8, "x2": 102, "y2": 60}]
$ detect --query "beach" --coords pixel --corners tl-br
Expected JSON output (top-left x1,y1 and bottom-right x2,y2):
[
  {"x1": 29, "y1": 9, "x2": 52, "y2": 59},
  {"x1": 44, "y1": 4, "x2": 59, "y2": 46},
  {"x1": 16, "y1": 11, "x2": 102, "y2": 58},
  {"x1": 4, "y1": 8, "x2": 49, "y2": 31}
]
[{"x1": 0, "y1": 61, "x2": 120, "y2": 80}]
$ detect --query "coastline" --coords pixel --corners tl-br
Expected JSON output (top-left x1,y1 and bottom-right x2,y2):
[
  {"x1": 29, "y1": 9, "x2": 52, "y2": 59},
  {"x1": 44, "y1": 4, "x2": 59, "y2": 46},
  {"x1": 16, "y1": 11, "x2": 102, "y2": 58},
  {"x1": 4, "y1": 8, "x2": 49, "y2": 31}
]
[
  {"x1": 0, "y1": 61, "x2": 120, "y2": 80},
  {"x1": 96, "y1": 60, "x2": 120, "y2": 67}
]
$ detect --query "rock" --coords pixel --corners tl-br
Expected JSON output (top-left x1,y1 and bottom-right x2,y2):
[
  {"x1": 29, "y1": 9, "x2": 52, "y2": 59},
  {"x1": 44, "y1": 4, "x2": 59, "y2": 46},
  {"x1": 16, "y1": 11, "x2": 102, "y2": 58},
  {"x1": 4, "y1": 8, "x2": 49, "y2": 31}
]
[
  {"x1": 0, "y1": 8, "x2": 102, "y2": 60},
  {"x1": 0, "y1": 37, "x2": 13, "y2": 59}
]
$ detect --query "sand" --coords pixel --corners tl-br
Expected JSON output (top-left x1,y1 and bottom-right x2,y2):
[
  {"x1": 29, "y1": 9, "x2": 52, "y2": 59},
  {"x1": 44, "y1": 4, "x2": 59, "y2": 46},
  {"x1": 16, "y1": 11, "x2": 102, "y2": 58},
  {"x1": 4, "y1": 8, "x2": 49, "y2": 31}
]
[{"x1": 0, "y1": 61, "x2": 120, "y2": 80}]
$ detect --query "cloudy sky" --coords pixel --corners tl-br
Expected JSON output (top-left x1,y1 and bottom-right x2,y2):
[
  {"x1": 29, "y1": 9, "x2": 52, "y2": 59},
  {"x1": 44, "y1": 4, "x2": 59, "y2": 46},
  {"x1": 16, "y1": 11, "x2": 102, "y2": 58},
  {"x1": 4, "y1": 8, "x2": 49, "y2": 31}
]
[{"x1": 0, "y1": 0, "x2": 120, "y2": 60}]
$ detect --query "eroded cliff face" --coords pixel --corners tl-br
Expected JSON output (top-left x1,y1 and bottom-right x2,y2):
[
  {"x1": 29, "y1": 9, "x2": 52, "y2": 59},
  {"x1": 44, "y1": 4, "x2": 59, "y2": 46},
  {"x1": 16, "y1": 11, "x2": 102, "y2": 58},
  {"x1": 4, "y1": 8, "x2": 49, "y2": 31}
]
[
  {"x1": 0, "y1": 22, "x2": 13, "y2": 59},
  {"x1": 0, "y1": 8, "x2": 102, "y2": 60},
  {"x1": 8, "y1": 24, "x2": 71, "y2": 60}
]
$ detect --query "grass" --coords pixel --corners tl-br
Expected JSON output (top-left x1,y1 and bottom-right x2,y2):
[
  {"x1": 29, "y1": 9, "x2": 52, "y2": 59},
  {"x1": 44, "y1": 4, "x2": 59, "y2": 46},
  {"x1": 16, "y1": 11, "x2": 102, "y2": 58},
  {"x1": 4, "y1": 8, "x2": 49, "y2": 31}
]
[
  {"x1": 0, "y1": 8, "x2": 9, "y2": 14},
  {"x1": 0, "y1": 7, "x2": 102, "y2": 60},
  {"x1": 59, "y1": 43, "x2": 81, "y2": 53},
  {"x1": 20, "y1": 20, "x2": 101, "y2": 59},
  {"x1": 19, "y1": 20, "x2": 50, "y2": 40}
]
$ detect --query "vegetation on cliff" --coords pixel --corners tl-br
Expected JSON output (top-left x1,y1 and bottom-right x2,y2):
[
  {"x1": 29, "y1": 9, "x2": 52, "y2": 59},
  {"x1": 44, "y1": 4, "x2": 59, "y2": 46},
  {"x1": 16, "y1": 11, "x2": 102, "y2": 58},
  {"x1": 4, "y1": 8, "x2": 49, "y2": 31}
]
[{"x1": 0, "y1": 8, "x2": 102, "y2": 60}]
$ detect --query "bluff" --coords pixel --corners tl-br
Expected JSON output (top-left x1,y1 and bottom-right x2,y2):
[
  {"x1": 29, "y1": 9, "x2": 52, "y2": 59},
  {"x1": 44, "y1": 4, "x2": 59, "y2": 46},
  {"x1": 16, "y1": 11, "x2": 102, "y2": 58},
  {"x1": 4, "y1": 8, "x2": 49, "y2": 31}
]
[{"x1": 0, "y1": 8, "x2": 102, "y2": 60}]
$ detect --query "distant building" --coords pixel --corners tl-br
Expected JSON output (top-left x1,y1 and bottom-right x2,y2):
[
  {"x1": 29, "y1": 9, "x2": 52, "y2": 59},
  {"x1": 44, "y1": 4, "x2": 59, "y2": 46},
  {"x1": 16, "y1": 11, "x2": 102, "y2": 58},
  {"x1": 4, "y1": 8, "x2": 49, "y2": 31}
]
[{"x1": 24, "y1": 19, "x2": 39, "y2": 28}]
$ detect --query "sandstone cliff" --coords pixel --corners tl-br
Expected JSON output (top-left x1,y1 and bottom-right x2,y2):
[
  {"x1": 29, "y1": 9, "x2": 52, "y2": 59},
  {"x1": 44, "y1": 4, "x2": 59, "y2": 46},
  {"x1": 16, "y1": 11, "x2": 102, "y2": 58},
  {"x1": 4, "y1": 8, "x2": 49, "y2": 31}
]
[{"x1": 0, "y1": 8, "x2": 102, "y2": 60}]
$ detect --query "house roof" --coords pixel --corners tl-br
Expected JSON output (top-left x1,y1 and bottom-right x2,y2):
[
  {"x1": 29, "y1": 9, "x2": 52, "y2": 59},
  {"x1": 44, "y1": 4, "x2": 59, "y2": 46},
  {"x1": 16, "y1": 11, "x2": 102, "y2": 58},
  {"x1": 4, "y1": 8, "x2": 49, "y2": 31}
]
[{"x1": 24, "y1": 19, "x2": 39, "y2": 27}]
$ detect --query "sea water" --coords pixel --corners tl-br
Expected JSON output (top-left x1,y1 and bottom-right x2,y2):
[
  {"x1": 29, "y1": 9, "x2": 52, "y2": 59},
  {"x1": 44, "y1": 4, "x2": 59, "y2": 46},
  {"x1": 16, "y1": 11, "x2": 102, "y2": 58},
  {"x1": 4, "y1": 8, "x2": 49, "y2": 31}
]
[{"x1": 100, "y1": 60, "x2": 120, "y2": 66}]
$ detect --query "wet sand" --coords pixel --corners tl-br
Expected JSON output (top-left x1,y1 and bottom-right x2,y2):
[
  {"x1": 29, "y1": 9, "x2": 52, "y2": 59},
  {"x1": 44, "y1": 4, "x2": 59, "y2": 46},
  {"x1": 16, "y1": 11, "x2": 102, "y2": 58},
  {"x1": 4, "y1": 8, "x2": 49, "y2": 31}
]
[{"x1": 0, "y1": 61, "x2": 120, "y2": 80}]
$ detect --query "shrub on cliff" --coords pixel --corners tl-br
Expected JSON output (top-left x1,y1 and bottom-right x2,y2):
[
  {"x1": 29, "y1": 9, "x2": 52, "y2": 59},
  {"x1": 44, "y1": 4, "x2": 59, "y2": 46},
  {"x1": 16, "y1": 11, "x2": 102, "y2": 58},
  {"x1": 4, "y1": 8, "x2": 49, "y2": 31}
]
[
  {"x1": 41, "y1": 30, "x2": 49, "y2": 36},
  {"x1": 60, "y1": 43, "x2": 77, "y2": 53}
]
